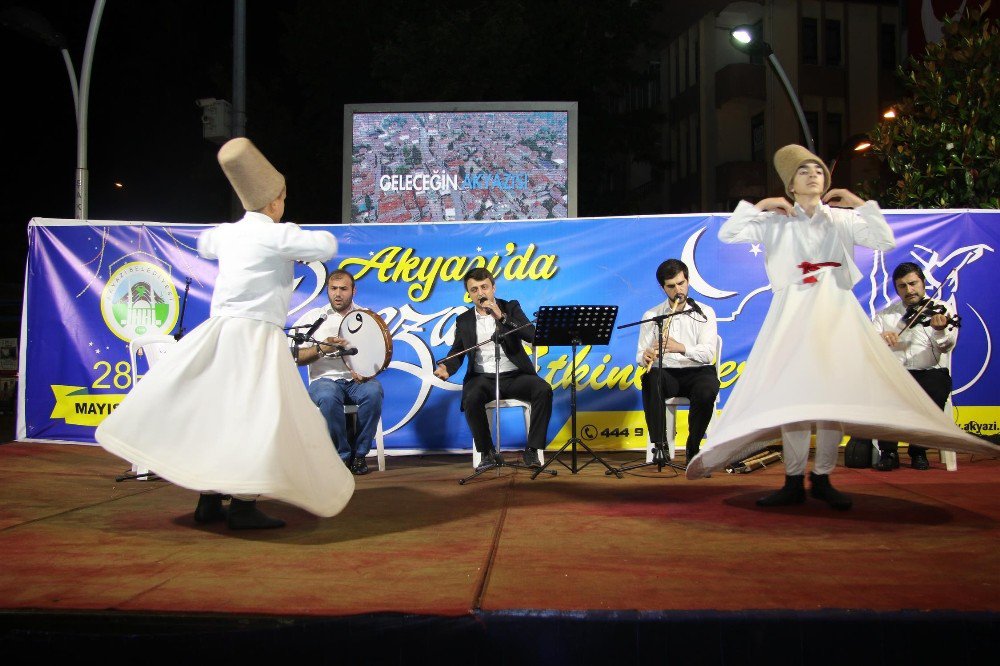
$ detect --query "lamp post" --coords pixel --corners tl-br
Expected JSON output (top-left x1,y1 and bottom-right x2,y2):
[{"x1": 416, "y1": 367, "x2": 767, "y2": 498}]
[
  {"x1": 730, "y1": 25, "x2": 816, "y2": 155},
  {"x1": 828, "y1": 133, "x2": 873, "y2": 181},
  {"x1": 0, "y1": 2, "x2": 106, "y2": 219}
]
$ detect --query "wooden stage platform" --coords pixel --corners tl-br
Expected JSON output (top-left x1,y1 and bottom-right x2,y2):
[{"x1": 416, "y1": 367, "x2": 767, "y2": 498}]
[{"x1": 1, "y1": 441, "x2": 997, "y2": 664}]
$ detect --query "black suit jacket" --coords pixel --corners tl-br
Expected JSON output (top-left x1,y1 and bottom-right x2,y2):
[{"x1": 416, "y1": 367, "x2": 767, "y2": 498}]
[{"x1": 442, "y1": 298, "x2": 537, "y2": 383}]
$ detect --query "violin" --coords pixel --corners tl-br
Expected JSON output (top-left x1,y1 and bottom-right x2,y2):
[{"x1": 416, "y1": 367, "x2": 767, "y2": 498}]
[{"x1": 901, "y1": 297, "x2": 961, "y2": 331}]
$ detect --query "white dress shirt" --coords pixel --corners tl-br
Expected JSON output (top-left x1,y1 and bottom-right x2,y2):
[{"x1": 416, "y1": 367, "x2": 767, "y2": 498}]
[
  {"x1": 873, "y1": 300, "x2": 956, "y2": 370},
  {"x1": 473, "y1": 310, "x2": 518, "y2": 374},
  {"x1": 197, "y1": 212, "x2": 337, "y2": 327},
  {"x1": 635, "y1": 298, "x2": 718, "y2": 368}
]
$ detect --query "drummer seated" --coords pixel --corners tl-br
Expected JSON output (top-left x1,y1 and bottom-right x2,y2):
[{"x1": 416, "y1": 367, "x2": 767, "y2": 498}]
[{"x1": 295, "y1": 269, "x2": 384, "y2": 475}]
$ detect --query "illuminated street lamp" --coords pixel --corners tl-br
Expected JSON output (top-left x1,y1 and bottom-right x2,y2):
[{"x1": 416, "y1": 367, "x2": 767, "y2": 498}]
[
  {"x1": 829, "y1": 134, "x2": 874, "y2": 180},
  {"x1": 730, "y1": 24, "x2": 816, "y2": 155},
  {"x1": 0, "y1": 2, "x2": 106, "y2": 219}
]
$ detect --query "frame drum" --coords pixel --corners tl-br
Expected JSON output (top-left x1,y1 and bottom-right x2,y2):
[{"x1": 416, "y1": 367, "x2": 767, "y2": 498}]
[{"x1": 338, "y1": 309, "x2": 393, "y2": 379}]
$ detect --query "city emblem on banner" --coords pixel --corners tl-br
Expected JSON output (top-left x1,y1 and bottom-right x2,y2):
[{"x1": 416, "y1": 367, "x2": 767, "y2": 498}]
[{"x1": 100, "y1": 261, "x2": 180, "y2": 342}]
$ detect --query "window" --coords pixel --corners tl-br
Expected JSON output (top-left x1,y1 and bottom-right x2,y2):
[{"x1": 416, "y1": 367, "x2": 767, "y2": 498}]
[
  {"x1": 749, "y1": 20, "x2": 764, "y2": 66},
  {"x1": 805, "y1": 111, "x2": 820, "y2": 153},
  {"x1": 802, "y1": 18, "x2": 818, "y2": 65},
  {"x1": 825, "y1": 112, "x2": 843, "y2": 161},
  {"x1": 824, "y1": 20, "x2": 842, "y2": 66},
  {"x1": 751, "y1": 113, "x2": 766, "y2": 162},
  {"x1": 880, "y1": 24, "x2": 897, "y2": 69}
]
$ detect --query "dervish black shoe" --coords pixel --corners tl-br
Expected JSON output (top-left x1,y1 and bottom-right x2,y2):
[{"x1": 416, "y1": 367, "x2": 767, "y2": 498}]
[
  {"x1": 226, "y1": 499, "x2": 285, "y2": 529},
  {"x1": 808, "y1": 472, "x2": 853, "y2": 510},
  {"x1": 351, "y1": 458, "x2": 371, "y2": 475},
  {"x1": 874, "y1": 451, "x2": 898, "y2": 472},
  {"x1": 194, "y1": 493, "x2": 226, "y2": 524},
  {"x1": 521, "y1": 447, "x2": 541, "y2": 468},
  {"x1": 756, "y1": 475, "x2": 806, "y2": 507},
  {"x1": 910, "y1": 451, "x2": 930, "y2": 470}
]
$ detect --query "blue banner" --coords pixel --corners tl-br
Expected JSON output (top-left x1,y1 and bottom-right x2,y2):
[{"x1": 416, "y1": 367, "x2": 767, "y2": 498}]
[{"x1": 20, "y1": 211, "x2": 1000, "y2": 450}]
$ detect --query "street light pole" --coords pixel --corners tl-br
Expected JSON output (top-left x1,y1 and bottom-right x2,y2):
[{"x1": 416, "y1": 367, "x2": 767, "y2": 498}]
[
  {"x1": 764, "y1": 51, "x2": 815, "y2": 155},
  {"x1": 0, "y1": 2, "x2": 105, "y2": 219},
  {"x1": 75, "y1": 1, "x2": 107, "y2": 220},
  {"x1": 730, "y1": 25, "x2": 816, "y2": 155}
]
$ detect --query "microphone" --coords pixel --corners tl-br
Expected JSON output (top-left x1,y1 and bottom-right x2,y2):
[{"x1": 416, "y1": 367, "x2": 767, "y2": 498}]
[
  {"x1": 478, "y1": 295, "x2": 489, "y2": 305},
  {"x1": 686, "y1": 296, "x2": 704, "y2": 316},
  {"x1": 303, "y1": 314, "x2": 327, "y2": 340}
]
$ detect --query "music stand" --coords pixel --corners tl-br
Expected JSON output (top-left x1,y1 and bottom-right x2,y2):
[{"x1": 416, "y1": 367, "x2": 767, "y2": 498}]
[{"x1": 530, "y1": 305, "x2": 622, "y2": 479}]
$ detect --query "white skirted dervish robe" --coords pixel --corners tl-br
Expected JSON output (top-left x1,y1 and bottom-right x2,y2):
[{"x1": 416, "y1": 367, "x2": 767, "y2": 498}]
[
  {"x1": 686, "y1": 200, "x2": 997, "y2": 478},
  {"x1": 96, "y1": 212, "x2": 355, "y2": 516}
]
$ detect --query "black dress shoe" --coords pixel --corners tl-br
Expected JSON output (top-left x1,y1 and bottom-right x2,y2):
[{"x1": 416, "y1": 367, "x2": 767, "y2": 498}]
[
  {"x1": 874, "y1": 451, "x2": 898, "y2": 472},
  {"x1": 476, "y1": 453, "x2": 498, "y2": 471},
  {"x1": 521, "y1": 447, "x2": 541, "y2": 467},
  {"x1": 809, "y1": 472, "x2": 853, "y2": 510},
  {"x1": 227, "y1": 499, "x2": 285, "y2": 529},
  {"x1": 756, "y1": 475, "x2": 806, "y2": 507},
  {"x1": 351, "y1": 458, "x2": 371, "y2": 475},
  {"x1": 194, "y1": 493, "x2": 226, "y2": 523},
  {"x1": 910, "y1": 452, "x2": 930, "y2": 470}
]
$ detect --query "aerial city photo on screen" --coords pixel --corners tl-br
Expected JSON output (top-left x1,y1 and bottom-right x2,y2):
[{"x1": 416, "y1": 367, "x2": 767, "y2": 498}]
[{"x1": 349, "y1": 110, "x2": 570, "y2": 224}]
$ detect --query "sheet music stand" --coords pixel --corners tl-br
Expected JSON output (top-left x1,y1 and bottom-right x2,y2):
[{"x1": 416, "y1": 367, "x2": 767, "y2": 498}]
[{"x1": 530, "y1": 305, "x2": 622, "y2": 479}]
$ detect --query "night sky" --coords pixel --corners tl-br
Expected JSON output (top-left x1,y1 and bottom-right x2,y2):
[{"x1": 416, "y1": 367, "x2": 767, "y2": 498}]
[{"x1": 3, "y1": 1, "x2": 682, "y2": 292}]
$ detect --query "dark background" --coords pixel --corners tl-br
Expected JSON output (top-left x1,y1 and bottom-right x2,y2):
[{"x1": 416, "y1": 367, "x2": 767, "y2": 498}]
[{"x1": 2, "y1": 1, "x2": 673, "y2": 288}]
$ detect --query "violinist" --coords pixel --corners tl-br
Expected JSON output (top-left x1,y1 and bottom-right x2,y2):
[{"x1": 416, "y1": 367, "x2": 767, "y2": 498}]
[
  {"x1": 636, "y1": 259, "x2": 719, "y2": 465},
  {"x1": 866, "y1": 262, "x2": 958, "y2": 471}
]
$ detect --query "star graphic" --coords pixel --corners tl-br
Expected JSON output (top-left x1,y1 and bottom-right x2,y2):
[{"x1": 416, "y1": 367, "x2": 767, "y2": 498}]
[
  {"x1": 88, "y1": 342, "x2": 94, "y2": 347},
  {"x1": 750, "y1": 243, "x2": 762, "y2": 257},
  {"x1": 476, "y1": 246, "x2": 482, "y2": 252},
  {"x1": 95, "y1": 349, "x2": 101, "y2": 355}
]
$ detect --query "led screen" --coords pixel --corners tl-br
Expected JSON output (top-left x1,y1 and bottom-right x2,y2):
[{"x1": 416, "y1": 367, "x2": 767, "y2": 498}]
[{"x1": 344, "y1": 103, "x2": 577, "y2": 223}]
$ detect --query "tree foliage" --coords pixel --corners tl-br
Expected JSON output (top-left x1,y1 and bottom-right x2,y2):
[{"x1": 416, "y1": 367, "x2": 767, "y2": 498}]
[{"x1": 865, "y1": 1, "x2": 999, "y2": 208}]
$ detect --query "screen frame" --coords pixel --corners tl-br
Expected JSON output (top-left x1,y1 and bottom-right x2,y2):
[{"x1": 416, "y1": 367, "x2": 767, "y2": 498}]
[{"x1": 342, "y1": 101, "x2": 579, "y2": 224}]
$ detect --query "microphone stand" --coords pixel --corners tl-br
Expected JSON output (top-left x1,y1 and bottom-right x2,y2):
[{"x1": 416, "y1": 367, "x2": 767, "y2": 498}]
[
  {"x1": 436, "y1": 313, "x2": 556, "y2": 485},
  {"x1": 608, "y1": 304, "x2": 690, "y2": 475}
]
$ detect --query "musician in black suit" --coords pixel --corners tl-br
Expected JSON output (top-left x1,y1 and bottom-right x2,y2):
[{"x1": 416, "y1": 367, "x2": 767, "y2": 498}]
[{"x1": 434, "y1": 267, "x2": 552, "y2": 469}]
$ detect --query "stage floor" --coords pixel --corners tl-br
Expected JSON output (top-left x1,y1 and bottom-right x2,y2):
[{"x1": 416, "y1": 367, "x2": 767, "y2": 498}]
[{"x1": 2, "y1": 441, "x2": 997, "y2": 619}]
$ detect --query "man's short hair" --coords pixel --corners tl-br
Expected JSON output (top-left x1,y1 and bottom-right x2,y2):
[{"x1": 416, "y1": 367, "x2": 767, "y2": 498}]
[
  {"x1": 655, "y1": 259, "x2": 689, "y2": 286},
  {"x1": 464, "y1": 267, "x2": 495, "y2": 288},
  {"x1": 328, "y1": 269, "x2": 356, "y2": 288},
  {"x1": 892, "y1": 262, "x2": 925, "y2": 284}
]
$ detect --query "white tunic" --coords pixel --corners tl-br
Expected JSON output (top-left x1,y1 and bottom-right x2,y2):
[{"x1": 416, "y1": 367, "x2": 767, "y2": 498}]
[
  {"x1": 686, "y1": 201, "x2": 997, "y2": 478},
  {"x1": 96, "y1": 213, "x2": 355, "y2": 517},
  {"x1": 635, "y1": 298, "x2": 718, "y2": 367}
]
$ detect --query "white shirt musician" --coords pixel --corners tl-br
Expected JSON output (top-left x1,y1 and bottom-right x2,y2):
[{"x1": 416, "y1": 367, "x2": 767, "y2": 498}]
[
  {"x1": 295, "y1": 269, "x2": 384, "y2": 476},
  {"x1": 636, "y1": 259, "x2": 719, "y2": 462},
  {"x1": 867, "y1": 262, "x2": 959, "y2": 471}
]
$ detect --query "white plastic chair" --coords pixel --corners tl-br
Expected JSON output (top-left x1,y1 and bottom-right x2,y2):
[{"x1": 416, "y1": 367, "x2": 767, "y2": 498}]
[
  {"x1": 646, "y1": 335, "x2": 723, "y2": 463},
  {"x1": 344, "y1": 404, "x2": 386, "y2": 471},
  {"x1": 126, "y1": 334, "x2": 177, "y2": 479},
  {"x1": 471, "y1": 345, "x2": 546, "y2": 468}
]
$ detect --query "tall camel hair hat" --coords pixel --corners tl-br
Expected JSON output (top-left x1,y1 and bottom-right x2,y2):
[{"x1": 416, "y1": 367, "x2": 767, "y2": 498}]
[
  {"x1": 217, "y1": 137, "x2": 285, "y2": 211},
  {"x1": 773, "y1": 144, "x2": 831, "y2": 199}
]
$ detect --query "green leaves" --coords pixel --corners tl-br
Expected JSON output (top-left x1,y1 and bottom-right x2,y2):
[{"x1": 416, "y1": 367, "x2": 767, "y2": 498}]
[{"x1": 863, "y1": 1, "x2": 999, "y2": 208}]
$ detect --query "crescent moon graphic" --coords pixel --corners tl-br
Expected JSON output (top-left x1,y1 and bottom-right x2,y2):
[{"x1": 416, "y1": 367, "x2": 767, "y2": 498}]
[{"x1": 681, "y1": 227, "x2": 738, "y2": 299}]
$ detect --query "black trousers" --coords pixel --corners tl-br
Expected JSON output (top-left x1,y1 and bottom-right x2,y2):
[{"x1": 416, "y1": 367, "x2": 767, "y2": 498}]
[
  {"x1": 868, "y1": 367, "x2": 952, "y2": 457},
  {"x1": 462, "y1": 371, "x2": 553, "y2": 453},
  {"x1": 641, "y1": 365, "x2": 720, "y2": 458}
]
